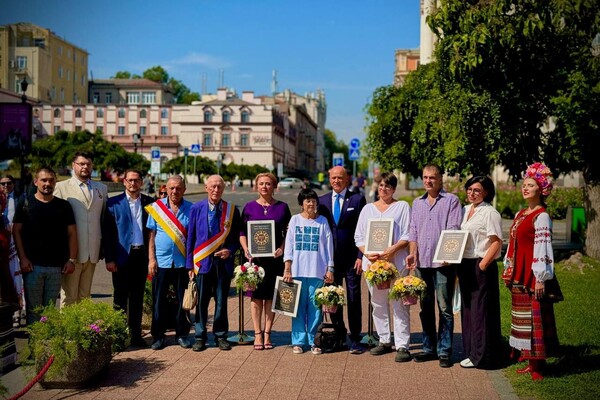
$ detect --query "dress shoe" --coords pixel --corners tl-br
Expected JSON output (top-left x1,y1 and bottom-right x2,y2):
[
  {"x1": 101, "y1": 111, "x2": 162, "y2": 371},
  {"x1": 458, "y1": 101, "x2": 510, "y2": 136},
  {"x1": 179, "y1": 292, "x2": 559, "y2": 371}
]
[
  {"x1": 217, "y1": 338, "x2": 232, "y2": 351},
  {"x1": 349, "y1": 342, "x2": 364, "y2": 355},
  {"x1": 192, "y1": 339, "x2": 206, "y2": 352},
  {"x1": 370, "y1": 343, "x2": 392, "y2": 356},
  {"x1": 151, "y1": 338, "x2": 165, "y2": 350},
  {"x1": 439, "y1": 355, "x2": 453, "y2": 368},
  {"x1": 413, "y1": 352, "x2": 438, "y2": 362},
  {"x1": 177, "y1": 337, "x2": 192, "y2": 349},
  {"x1": 395, "y1": 348, "x2": 411, "y2": 362},
  {"x1": 130, "y1": 336, "x2": 149, "y2": 348}
]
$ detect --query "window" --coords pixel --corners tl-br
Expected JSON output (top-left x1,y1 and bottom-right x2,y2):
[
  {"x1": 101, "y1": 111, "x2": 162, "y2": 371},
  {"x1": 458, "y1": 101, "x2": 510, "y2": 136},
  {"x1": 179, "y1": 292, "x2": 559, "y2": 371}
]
[
  {"x1": 14, "y1": 78, "x2": 21, "y2": 93},
  {"x1": 67, "y1": 49, "x2": 71, "y2": 59},
  {"x1": 58, "y1": 65, "x2": 63, "y2": 78},
  {"x1": 81, "y1": 75, "x2": 85, "y2": 86},
  {"x1": 118, "y1": 108, "x2": 125, "y2": 118},
  {"x1": 34, "y1": 38, "x2": 45, "y2": 48},
  {"x1": 161, "y1": 108, "x2": 168, "y2": 119},
  {"x1": 160, "y1": 126, "x2": 168, "y2": 135},
  {"x1": 240, "y1": 133, "x2": 249, "y2": 146},
  {"x1": 54, "y1": 126, "x2": 60, "y2": 133},
  {"x1": 118, "y1": 126, "x2": 125, "y2": 135},
  {"x1": 75, "y1": 125, "x2": 82, "y2": 132},
  {"x1": 140, "y1": 109, "x2": 147, "y2": 118},
  {"x1": 142, "y1": 92, "x2": 155, "y2": 104},
  {"x1": 203, "y1": 133, "x2": 212, "y2": 147},
  {"x1": 105, "y1": 92, "x2": 112, "y2": 103},
  {"x1": 93, "y1": 92, "x2": 100, "y2": 104},
  {"x1": 127, "y1": 92, "x2": 139, "y2": 104},
  {"x1": 139, "y1": 126, "x2": 146, "y2": 136},
  {"x1": 97, "y1": 126, "x2": 103, "y2": 133},
  {"x1": 60, "y1": 88, "x2": 64, "y2": 101},
  {"x1": 74, "y1": 72, "x2": 77, "y2": 84},
  {"x1": 74, "y1": 53, "x2": 77, "y2": 63},
  {"x1": 241, "y1": 111, "x2": 249, "y2": 123},
  {"x1": 57, "y1": 46, "x2": 63, "y2": 56},
  {"x1": 96, "y1": 108, "x2": 104, "y2": 118},
  {"x1": 75, "y1": 109, "x2": 82, "y2": 118},
  {"x1": 50, "y1": 86, "x2": 56, "y2": 100},
  {"x1": 204, "y1": 110, "x2": 212, "y2": 122},
  {"x1": 16, "y1": 56, "x2": 27, "y2": 69},
  {"x1": 66, "y1": 69, "x2": 70, "y2": 81},
  {"x1": 53, "y1": 108, "x2": 61, "y2": 118},
  {"x1": 223, "y1": 111, "x2": 230, "y2": 123},
  {"x1": 222, "y1": 132, "x2": 231, "y2": 146}
]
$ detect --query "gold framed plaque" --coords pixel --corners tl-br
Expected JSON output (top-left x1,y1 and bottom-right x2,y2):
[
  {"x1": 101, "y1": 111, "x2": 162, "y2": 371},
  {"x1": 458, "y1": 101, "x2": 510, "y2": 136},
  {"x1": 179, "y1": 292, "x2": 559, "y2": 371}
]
[
  {"x1": 248, "y1": 220, "x2": 276, "y2": 257},
  {"x1": 364, "y1": 218, "x2": 394, "y2": 254},
  {"x1": 432, "y1": 230, "x2": 470, "y2": 264},
  {"x1": 272, "y1": 276, "x2": 302, "y2": 317}
]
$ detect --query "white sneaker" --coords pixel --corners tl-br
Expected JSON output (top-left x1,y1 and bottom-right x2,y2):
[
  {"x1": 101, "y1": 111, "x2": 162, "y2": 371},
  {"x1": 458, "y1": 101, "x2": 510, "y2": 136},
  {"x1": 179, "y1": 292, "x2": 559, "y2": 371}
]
[{"x1": 460, "y1": 358, "x2": 475, "y2": 368}]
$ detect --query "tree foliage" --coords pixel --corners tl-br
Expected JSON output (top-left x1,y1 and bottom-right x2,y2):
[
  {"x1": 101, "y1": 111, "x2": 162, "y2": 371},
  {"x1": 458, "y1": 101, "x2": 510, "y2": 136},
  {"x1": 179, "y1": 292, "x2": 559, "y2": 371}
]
[{"x1": 323, "y1": 129, "x2": 349, "y2": 169}]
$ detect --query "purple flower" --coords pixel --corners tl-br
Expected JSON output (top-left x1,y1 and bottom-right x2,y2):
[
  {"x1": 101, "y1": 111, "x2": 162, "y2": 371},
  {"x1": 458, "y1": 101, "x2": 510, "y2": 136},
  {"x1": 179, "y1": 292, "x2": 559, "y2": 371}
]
[
  {"x1": 40, "y1": 316, "x2": 48, "y2": 323},
  {"x1": 89, "y1": 323, "x2": 101, "y2": 334}
]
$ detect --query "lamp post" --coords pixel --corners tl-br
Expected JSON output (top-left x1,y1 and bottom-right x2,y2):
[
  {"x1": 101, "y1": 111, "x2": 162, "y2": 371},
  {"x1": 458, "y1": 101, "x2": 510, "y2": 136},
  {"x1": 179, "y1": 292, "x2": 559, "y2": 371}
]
[
  {"x1": 132, "y1": 133, "x2": 141, "y2": 154},
  {"x1": 20, "y1": 77, "x2": 28, "y2": 103}
]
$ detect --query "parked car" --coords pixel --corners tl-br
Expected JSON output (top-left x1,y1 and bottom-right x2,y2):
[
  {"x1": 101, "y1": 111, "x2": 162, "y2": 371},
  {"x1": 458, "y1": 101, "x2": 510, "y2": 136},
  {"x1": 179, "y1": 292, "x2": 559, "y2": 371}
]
[
  {"x1": 278, "y1": 177, "x2": 304, "y2": 189},
  {"x1": 309, "y1": 180, "x2": 330, "y2": 191}
]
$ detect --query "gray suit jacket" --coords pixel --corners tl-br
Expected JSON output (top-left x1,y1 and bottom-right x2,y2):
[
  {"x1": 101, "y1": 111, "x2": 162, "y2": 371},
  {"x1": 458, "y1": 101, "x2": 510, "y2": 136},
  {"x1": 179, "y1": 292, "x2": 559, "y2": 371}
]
[{"x1": 54, "y1": 176, "x2": 108, "y2": 263}]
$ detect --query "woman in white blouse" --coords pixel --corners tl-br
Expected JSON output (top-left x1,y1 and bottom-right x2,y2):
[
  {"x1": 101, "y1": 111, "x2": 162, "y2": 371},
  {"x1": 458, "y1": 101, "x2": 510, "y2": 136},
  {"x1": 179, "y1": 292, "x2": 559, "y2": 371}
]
[{"x1": 457, "y1": 176, "x2": 503, "y2": 369}]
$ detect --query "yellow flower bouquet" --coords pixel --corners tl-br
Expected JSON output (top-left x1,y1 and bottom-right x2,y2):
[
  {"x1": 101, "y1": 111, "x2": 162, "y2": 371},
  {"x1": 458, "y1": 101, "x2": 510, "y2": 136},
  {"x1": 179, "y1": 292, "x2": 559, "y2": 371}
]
[
  {"x1": 364, "y1": 260, "x2": 399, "y2": 290},
  {"x1": 314, "y1": 285, "x2": 346, "y2": 313},
  {"x1": 389, "y1": 274, "x2": 427, "y2": 305}
]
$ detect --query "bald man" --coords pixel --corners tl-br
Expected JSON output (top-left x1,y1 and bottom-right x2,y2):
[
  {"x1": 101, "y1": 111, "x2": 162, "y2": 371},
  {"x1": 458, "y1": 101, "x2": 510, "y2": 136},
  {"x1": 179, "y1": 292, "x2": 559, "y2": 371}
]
[{"x1": 318, "y1": 166, "x2": 366, "y2": 353}]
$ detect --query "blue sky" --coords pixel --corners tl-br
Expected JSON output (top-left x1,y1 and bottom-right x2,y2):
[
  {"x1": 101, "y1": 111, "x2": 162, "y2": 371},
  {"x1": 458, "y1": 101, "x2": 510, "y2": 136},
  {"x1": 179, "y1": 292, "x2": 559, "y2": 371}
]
[{"x1": 1, "y1": 0, "x2": 420, "y2": 144}]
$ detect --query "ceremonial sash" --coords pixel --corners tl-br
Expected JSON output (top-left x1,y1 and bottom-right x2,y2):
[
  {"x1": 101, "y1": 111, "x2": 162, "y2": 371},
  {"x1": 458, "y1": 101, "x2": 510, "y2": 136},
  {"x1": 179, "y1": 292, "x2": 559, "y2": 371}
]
[
  {"x1": 192, "y1": 201, "x2": 234, "y2": 274},
  {"x1": 145, "y1": 200, "x2": 187, "y2": 255}
]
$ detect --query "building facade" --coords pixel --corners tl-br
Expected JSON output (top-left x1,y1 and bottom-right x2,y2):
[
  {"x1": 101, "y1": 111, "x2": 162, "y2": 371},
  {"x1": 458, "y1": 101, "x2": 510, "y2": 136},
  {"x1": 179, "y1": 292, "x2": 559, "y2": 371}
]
[
  {"x1": 88, "y1": 79, "x2": 175, "y2": 105},
  {"x1": 0, "y1": 22, "x2": 88, "y2": 104},
  {"x1": 394, "y1": 49, "x2": 420, "y2": 87}
]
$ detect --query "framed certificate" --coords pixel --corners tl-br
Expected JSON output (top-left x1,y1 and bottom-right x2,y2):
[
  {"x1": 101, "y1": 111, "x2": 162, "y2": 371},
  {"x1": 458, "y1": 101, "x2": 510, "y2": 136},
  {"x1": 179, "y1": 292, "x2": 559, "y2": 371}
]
[
  {"x1": 272, "y1": 276, "x2": 302, "y2": 317},
  {"x1": 432, "y1": 230, "x2": 470, "y2": 264},
  {"x1": 364, "y1": 218, "x2": 394, "y2": 254},
  {"x1": 248, "y1": 220, "x2": 276, "y2": 257}
]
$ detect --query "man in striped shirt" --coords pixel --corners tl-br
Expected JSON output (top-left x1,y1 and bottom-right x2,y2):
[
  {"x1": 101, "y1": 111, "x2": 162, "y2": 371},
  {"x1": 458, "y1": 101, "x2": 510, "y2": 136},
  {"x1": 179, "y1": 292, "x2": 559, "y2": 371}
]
[{"x1": 406, "y1": 164, "x2": 462, "y2": 368}]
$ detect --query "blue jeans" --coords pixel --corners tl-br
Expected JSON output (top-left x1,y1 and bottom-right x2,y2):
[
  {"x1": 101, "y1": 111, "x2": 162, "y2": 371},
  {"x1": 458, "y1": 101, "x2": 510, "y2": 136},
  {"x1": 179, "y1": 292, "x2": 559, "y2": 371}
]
[
  {"x1": 23, "y1": 265, "x2": 61, "y2": 326},
  {"x1": 291, "y1": 277, "x2": 323, "y2": 347},
  {"x1": 418, "y1": 265, "x2": 455, "y2": 357}
]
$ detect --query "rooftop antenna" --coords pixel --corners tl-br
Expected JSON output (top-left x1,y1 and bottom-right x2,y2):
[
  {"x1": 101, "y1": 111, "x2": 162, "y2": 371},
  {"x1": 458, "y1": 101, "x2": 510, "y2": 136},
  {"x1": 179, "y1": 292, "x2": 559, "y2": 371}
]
[
  {"x1": 218, "y1": 69, "x2": 224, "y2": 88},
  {"x1": 201, "y1": 72, "x2": 207, "y2": 94},
  {"x1": 271, "y1": 69, "x2": 278, "y2": 95}
]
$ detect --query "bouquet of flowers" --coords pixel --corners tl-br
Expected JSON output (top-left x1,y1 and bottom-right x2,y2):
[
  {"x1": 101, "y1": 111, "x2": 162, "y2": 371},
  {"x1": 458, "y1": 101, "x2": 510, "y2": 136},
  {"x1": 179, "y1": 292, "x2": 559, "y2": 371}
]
[
  {"x1": 364, "y1": 260, "x2": 399, "y2": 289},
  {"x1": 389, "y1": 273, "x2": 427, "y2": 305},
  {"x1": 233, "y1": 261, "x2": 265, "y2": 293},
  {"x1": 314, "y1": 285, "x2": 346, "y2": 313}
]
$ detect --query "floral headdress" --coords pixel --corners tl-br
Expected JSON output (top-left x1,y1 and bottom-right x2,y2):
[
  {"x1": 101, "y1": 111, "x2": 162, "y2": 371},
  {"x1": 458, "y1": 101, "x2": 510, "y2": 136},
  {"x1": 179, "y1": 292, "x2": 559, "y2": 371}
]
[{"x1": 524, "y1": 162, "x2": 553, "y2": 196}]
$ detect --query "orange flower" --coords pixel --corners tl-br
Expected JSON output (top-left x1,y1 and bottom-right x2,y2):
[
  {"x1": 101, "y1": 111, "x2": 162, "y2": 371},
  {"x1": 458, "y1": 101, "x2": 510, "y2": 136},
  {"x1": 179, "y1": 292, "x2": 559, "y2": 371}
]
[{"x1": 369, "y1": 263, "x2": 380, "y2": 272}]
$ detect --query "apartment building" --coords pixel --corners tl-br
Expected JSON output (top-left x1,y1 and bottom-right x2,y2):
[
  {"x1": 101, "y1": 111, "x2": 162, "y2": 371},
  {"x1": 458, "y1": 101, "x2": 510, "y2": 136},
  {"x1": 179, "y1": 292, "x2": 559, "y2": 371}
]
[
  {"x1": 88, "y1": 79, "x2": 175, "y2": 105},
  {"x1": 0, "y1": 22, "x2": 88, "y2": 104}
]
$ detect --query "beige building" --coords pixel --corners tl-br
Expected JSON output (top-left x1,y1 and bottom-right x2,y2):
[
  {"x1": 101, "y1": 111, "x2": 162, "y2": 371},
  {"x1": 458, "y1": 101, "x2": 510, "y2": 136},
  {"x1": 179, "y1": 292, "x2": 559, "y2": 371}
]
[
  {"x1": 0, "y1": 22, "x2": 88, "y2": 104},
  {"x1": 88, "y1": 79, "x2": 175, "y2": 105},
  {"x1": 394, "y1": 49, "x2": 420, "y2": 87}
]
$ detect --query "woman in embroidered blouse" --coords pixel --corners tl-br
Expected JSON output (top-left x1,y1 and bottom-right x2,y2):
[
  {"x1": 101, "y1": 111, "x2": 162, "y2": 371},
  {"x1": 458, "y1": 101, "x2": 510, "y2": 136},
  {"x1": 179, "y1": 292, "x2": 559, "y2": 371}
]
[
  {"x1": 457, "y1": 176, "x2": 503, "y2": 369},
  {"x1": 503, "y1": 162, "x2": 558, "y2": 381},
  {"x1": 240, "y1": 173, "x2": 292, "y2": 350}
]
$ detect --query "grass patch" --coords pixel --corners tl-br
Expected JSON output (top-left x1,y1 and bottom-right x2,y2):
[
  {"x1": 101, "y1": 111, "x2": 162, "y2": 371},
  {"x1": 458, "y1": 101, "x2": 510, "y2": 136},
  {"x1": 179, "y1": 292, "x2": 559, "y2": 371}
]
[{"x1": 499, "y1": 256, "x2": 600, "y2": 400}]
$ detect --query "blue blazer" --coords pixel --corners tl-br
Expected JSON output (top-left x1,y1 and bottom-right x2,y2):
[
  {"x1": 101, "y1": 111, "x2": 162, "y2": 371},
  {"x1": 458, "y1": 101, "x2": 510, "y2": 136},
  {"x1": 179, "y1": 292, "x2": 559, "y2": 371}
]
[
  {"x1": 319, "y1": 190, "x2": 366, "y2": 268},
  {"x1": 104, "y1": 192, "x2": 155, "y2": 267},
  {"x1": 186, "y1": 199, "x2": 241, "y2": 276}
]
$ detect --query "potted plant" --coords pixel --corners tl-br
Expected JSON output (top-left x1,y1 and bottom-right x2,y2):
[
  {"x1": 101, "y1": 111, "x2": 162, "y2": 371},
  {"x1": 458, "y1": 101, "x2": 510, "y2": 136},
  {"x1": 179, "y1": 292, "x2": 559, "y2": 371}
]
[
  {"x1": 233, "y1": 261, "x2": 265, "y2": 295},
  {"x1": 314, "y1": 285, "x2": 346, "y2": 313},
  {"x1": 389, "y1": 273, "x2": 427, "y2": 305},
  {"x1": 26, "y1": 298, "x2": 128, "y2": 388},
  {"x1": 364, "y1": 260, "x2": 399, "y2": 289}
]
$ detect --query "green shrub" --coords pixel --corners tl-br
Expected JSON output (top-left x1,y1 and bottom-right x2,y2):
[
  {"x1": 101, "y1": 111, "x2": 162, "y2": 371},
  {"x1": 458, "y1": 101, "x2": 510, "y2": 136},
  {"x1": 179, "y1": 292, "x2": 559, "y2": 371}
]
[
  {"x1": 495, "y1": 183, "x2": 525, "y2": 219},
  {"x1": 545, "y1": 187, "x2": 584, "y2": 219}
]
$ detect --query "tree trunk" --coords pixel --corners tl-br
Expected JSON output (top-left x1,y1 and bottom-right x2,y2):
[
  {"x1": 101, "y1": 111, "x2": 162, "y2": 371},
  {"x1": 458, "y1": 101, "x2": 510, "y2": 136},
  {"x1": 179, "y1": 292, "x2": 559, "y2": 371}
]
[{"x1": 584, "y1": 182, "x2": 600, "y2": 259}]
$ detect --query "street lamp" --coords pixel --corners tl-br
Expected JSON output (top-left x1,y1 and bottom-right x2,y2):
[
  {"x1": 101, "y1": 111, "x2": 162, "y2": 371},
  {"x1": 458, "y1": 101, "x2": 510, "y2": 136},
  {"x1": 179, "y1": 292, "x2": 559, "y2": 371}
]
[
  {"x1": 132, "y1": 133, "x2": 141, "y2": 153},
  {"x1": 592, "y1": 33, "x2": 600, "y2": 57},
  {"x1": 20, "y1": 77, "x2": 28, "y2": 103}
]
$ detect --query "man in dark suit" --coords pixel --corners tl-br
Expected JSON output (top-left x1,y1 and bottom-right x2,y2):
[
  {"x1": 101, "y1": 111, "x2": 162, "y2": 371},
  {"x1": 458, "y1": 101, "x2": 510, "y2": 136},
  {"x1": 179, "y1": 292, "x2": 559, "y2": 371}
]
[
  {"x1": 186, "y1": 175, "x2": 241, "y2": 352},
  {"x1": 104, "y1": 169, "x2": 155, "y2": 348},
  {"x1": 318, "y1": 166, "x2": 366, "y2": 354}
]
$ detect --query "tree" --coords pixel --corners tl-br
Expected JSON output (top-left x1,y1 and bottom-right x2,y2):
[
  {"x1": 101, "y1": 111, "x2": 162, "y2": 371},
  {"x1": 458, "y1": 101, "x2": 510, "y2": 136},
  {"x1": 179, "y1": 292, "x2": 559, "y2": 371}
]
[
  {"x1": 365, "y1": 0, "x2": 600, "y2": 257},
  {"x1": 142, "y1": 66, "x2": 169, "y2": 84},
  {"x1": 111, "y1": 71, "x2": 140, "y2": 79},
  {"x1": 162, "y1": 155, "x2": 217, "y2": 182},
  {"x1": 323, "y1": 129, "x2": 349, "y2": 169}
]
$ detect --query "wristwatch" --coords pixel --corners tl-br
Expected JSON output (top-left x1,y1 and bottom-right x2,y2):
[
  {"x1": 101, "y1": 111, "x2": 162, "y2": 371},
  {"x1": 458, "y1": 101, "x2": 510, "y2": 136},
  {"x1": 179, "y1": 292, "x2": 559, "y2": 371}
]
[
  {"x1": 327, "y1": 267, "x2": 335, "y2": 273},
  {"x1": 69, "y1": 258, "x2": 78, "y2": 264}
]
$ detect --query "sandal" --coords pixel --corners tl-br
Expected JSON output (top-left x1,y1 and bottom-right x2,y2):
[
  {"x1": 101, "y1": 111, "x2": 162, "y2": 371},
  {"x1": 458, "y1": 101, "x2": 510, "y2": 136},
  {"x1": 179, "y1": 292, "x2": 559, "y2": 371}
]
[
  {"x1": 311, "y1": 345, "x2": 322, "y2": 355},
  {"x1": 254, "y1": 331, "x2": 264, "y2": 351},
  {"x1": 264, "y1": 331, "x2": 274, "y2": 350},
  {"x1": 292, "y1": 345, "x2": 303, "y2": 354}
]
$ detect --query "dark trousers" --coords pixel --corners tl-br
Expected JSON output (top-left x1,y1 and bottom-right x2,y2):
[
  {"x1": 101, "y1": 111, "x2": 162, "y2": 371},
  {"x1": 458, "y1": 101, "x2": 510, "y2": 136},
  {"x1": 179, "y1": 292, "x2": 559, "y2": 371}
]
[
  {"x1": 194, "y1": 261, "x2": 231, "y2": 342},
  {"x1": 457, "y1": 258, "x2": 502, "y2": 367},
  {"x1": 418, "y1": 265, "x2": 456, "y2": 357},
  {"x1": 151, "y1": 266, "x2": 190, "y2": 339},
  {"x1": 331, "y1": 266, "x2": 362, "y2": 343},
  {"x1": 112, "y1": 248, "x2": 147, "y2": 338}
]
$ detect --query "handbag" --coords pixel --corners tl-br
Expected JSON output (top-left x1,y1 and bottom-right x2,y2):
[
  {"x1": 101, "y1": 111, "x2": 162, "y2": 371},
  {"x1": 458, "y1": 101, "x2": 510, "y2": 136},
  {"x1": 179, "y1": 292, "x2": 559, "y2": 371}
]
[
  {"x1": 314, "y1": 313, "x2": 347, "y2": 353},
  {"x1": 542, "y1": 275, "x2": 564, "y2": 303},
  {"x1": 182, "y1": 278, "x2": 197, "y2": 311}
]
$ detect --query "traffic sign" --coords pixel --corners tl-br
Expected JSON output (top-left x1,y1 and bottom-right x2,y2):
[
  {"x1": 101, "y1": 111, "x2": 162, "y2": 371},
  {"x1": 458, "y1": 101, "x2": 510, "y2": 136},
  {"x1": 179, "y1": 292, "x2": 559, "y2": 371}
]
[
  {"x1": 349, "y1": 148, "x2": 360, "y2": 161},
  {"x1": 332, "y1": 152, "x2": 344, "y2": 167},
  {"x1": 151, "y1": 160, "x2": 161, "y2": 174},
  {"x1": 151, "y1": 146, "x2": 160, "y2": 160},
  {"x1": 191, "y1": 143, "x2": 201, "y2": 154},
  {"x1": 184, "y1": 148, "x2": 189, "y2": 157},
  {"x1": 350, "y1": 138, "x2": 361, "y2": 149}
]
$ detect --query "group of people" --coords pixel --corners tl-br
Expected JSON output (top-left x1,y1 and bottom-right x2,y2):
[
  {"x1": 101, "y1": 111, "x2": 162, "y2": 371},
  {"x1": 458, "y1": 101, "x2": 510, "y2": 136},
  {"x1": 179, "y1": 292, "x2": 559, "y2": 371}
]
[{"x1": 0, "y1": 157, "x2": 558, "y2": 380}]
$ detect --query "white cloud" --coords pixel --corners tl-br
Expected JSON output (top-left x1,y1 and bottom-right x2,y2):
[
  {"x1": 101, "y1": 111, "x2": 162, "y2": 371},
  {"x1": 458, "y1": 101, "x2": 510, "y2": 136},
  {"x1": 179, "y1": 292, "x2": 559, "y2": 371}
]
[{"x1": 170, "y1": 52, "x2": 233, "y2": 69}]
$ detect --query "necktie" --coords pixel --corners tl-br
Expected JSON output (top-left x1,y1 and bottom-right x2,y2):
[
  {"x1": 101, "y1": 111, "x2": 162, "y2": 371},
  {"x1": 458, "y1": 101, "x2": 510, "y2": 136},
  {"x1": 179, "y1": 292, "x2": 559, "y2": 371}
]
[
  {"x1": 81, "y1": 182, "x2": 91, "y2": 203},
  {"x1": 333, "y1": 193, "x2": 341, "y2": 224}
]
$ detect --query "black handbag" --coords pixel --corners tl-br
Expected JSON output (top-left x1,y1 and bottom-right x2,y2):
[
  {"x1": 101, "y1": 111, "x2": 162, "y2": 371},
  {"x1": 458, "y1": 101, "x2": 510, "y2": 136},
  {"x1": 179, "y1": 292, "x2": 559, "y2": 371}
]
[
  {"x1": 313, "y1": 314, "x2": 347, "y2": 353},
  {"x1": 542, "y1": 275, "x2": 564, "y2": 303}
]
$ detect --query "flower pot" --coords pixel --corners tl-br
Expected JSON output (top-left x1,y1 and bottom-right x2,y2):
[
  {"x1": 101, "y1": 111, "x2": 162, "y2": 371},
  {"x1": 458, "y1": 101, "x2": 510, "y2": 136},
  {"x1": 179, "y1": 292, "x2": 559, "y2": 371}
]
[
  {"x1": 36, "y1": 339, "x2": 112, "y2": 389},
  {"x1": 243, "y1": 282, "x2": 257, "y2": 293},
  {"x1": 321, "y1": 304, "x2": 338, "y2": 314},
  {"x1": 401, "y1": 295, "x2": 418, "y2": 306},
  {"x1": 376, "y1": 280, "x2": 391, "y2": 290}
]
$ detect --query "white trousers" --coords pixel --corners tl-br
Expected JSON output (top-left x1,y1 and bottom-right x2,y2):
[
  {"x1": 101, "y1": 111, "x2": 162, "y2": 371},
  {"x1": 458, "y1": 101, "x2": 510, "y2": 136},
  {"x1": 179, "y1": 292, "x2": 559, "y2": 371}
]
[{"x1": 368, "y1": 282, "x2": 411, "y2": 350}]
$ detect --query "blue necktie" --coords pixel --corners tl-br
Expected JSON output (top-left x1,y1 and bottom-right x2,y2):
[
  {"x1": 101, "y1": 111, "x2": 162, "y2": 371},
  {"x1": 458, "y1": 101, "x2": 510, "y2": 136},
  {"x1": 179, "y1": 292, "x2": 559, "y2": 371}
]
[{"x1": 333, "y1": 193, "x2": 341, "y2": 224}]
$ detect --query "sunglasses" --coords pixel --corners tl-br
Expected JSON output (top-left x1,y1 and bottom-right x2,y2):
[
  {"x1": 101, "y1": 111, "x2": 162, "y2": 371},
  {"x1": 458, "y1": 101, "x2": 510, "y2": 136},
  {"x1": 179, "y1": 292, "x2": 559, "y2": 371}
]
[{"x1": 159, "y1": 192, "x2": 167, "y2": 196}]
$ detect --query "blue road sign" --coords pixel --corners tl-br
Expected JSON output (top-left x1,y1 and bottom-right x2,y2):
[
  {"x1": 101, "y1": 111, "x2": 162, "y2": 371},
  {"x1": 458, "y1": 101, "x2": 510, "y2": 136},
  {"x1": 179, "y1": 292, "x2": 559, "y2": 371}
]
[
  {"x1": 349, "y1": 148, "x2": 360, "y2": 161},
  {"x1": 332, "y1": 152, "x2": 344, "y2": 166},
  {"x1": 151, "y1": 147, "x2": 160, "y2": 160},
  {"x1": 184, "y1": 148, "x2": 189, "y2": 157},
  {"x1": 350, "y1": 138, "x2": 361, "y2": 149},
  {"x1": 191, "y1": 143, "x2": 201, "y2": 154}
]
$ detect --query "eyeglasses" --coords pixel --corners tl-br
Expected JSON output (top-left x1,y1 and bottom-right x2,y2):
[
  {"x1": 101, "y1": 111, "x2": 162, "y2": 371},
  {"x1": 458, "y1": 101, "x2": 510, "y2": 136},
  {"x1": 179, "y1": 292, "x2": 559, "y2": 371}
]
[
  {"x1": 74, "y1": 162, "x2": 92, "y2": 168},
  {"x1": 125, "y1": 179, "x2": 142, "y2": 184},
  {"x1": 159, "y1": 192, "x2": 167, "y2": 196},
  {"x1": 466, "y1": 188, "x2": 483, "y2": 194},
  {"x1": 0, "y1": 182, "x2": 13, "y2": 186}
]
